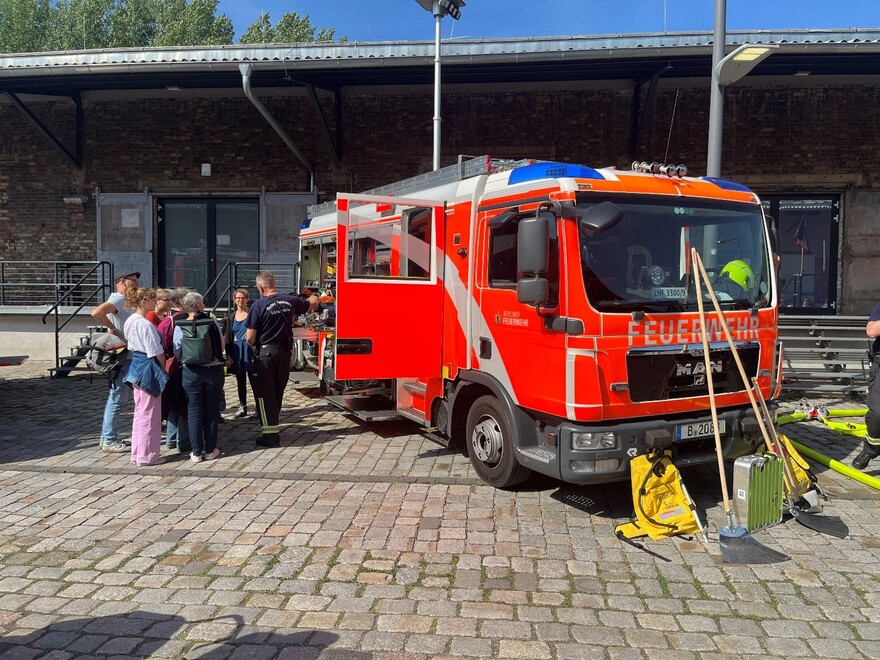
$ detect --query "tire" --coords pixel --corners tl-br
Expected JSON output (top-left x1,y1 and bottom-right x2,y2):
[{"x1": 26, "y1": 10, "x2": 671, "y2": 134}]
[{"x1": 465, "y1": 395, "x2": 531, "y2": 488}]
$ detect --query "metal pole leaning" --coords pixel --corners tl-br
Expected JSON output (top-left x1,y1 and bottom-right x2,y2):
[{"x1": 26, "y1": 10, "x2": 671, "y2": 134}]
[
  {"x1": 691, "y1": 248, "x2": 788, "y2": 563},
  {"x1": 691, "y1": 252, "x2": 774, "y2": 444},
  {"x1": 692, "y1": 251, "x2": 847, "y2": 538}
]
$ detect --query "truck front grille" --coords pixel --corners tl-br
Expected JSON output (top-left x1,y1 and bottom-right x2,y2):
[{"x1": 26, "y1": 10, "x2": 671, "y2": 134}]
[{"x1": 626, "y1": 344, "x2": 760, "y2": 403}]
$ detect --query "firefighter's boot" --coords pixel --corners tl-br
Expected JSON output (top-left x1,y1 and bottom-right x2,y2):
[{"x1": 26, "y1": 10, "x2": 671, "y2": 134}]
[
  {"x1": 852, "y1": 437, "x2": 880, "y2": 470},
  {"x1": 257, "y1": 434, "x2": 280, "y2": 449}
]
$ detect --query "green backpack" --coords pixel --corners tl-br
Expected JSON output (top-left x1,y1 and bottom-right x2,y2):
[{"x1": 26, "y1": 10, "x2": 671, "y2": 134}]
[{"x1": 176, "y1": 316, "x2": 220, "y2": 366}]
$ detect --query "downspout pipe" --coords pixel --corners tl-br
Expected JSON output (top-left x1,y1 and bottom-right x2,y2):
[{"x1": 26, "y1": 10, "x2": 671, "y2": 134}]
[{"x1": 239, "y1": 63, "x2": 315, "y2": 192}]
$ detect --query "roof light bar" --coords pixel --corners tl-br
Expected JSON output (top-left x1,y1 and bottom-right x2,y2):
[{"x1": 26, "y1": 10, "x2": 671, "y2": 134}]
[{"x1": 631, "y1": 161, "x2": 688, "y2": 178}]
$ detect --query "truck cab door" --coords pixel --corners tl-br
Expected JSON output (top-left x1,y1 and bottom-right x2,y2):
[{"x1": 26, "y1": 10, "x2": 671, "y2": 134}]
[{"x1": 335, "y1": 193, "x2": 445, "y2": 380}]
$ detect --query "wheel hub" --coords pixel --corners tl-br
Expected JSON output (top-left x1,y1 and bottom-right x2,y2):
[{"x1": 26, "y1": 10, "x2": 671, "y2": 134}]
[{"x1": 471, "y1": 415, "x2": 503, "y2": 466}]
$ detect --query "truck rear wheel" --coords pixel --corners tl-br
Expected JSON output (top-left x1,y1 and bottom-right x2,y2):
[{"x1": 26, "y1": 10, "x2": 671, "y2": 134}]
[{"x1": 466, "y1": 395, "x2": 530, "y2": 488}]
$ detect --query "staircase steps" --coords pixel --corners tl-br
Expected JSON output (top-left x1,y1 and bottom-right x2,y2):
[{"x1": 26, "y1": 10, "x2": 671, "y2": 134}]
[{"x1": 780, "y1": 315, "x2": 870, "y2": 395}]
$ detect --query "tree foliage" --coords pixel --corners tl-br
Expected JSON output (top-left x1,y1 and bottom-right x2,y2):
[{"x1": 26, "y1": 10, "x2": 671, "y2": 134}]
[
  {"x1": 0, "y1": 0, "x2": 52, "y2": 54},
  {"x1": 0, "y1": 1, "x2": 341, "y2": 54},
  {"x1": 238, "y1": 11, "x2": 342, "y2": 45}
]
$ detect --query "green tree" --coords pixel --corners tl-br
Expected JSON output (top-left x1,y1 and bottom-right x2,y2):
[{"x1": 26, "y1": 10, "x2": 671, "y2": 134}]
[
  {"x1": 47, "y1": 0, "x2": 114, "y2": 51},
  {"x1": 150, "y1": 0, "x2": 233, "y2": 47},
  {"x1": 1, "y1": 0, "x2": 235, "y2": 53},
  {"x1": 239, "y1": 11, "x2": 342, "y2": 45},
  {"x1": 106, "y1": 0, "x2": 158, "y2": 48},
  {"x1": 0, "y1": 0, "x2": 52, "y2": 53}
]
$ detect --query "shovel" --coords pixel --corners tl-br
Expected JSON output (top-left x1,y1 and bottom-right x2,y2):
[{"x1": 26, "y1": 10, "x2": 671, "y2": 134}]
[
  {"x1": 691, "y1": 249, "x2": 789, "y2": 564},
  {"x1": 751, "y1": 378, "x2": 849, "y2": 539},
  {"x1": 691, "y1": 251, "x2": 847, "y2": 540}
]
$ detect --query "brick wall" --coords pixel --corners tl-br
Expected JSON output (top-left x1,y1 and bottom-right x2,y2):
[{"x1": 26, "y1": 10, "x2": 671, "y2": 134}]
[
  {"x1": 0, "y1": 99, "x2": 92, "y2": 261},
  {"x1": 2, "y1": 82, "x2": 879, "y2": 312}
]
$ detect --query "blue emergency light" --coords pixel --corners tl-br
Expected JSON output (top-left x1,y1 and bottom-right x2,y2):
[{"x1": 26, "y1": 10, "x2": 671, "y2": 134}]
[{"x1": 507, "y1": 162, "x2": 604, "y2": 185}]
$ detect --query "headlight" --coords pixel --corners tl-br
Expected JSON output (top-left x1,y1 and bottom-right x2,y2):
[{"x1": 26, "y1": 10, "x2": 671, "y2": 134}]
[
  {"x1": 649, "y1": 265, "x2": 665, "y2": 286},
  {"x1": 572, "y1": 432, "x2": 617, "y2": 450}
]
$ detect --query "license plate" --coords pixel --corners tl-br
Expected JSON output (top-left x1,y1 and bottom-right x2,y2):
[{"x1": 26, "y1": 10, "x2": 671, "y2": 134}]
[
  {"x1": 676, "y1": 419, "x2": 726, "y2": 440},
  {"x1": 651, "y1": 287, "x2": 686, "y2": 299}
]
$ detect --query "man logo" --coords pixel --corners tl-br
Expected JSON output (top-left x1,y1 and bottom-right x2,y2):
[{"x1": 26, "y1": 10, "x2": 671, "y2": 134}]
[
  {"x1": 694, "y1": 375, "x2": 706, "y2": 386},
  {"x1": 675, "y1": 360, "x2": 723, "y2": 377}
]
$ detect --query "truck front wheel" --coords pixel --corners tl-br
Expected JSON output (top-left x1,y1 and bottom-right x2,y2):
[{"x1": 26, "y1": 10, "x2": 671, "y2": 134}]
[{"x1": 466, "y1": 395, "x2": 531, "y2": 488}]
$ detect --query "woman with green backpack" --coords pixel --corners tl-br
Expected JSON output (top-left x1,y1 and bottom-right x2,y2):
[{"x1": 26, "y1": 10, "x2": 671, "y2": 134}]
[{"x1": 173, "y1": 291, "x2": 226, "y2": 463}]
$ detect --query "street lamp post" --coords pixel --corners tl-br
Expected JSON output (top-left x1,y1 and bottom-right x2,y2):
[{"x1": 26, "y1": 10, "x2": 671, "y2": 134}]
[
  {"x1": 706, "y1": 0, "x2": 777, "y2": 177},
  {"x1": 415, "y1": 0, "x2": 465, "y2": 170}
]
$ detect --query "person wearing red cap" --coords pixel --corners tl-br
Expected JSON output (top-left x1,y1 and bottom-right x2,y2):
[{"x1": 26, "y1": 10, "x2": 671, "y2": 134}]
[{"x1": 91, "y1": 271, "x2": 140, "y2": 452}]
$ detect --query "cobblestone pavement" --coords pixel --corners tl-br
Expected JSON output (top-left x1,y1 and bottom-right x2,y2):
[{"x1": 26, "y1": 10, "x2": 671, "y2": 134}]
[{"x1": 1, "y1": 361, "x2": 879, "y2": 659}]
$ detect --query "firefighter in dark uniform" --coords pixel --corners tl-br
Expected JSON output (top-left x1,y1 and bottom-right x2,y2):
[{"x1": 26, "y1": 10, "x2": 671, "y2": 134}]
[
  {"x1": 246, "y1": 271, "x2": 318, "y2": 447},
  {"x1": 853, "y1": 303, "x2": 880, "y2": 469}
]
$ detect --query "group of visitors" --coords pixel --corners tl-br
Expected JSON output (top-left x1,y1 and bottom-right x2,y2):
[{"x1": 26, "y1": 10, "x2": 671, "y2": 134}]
[{"x1": 91, "y1": 270, "x2": 318, "y2": 466}]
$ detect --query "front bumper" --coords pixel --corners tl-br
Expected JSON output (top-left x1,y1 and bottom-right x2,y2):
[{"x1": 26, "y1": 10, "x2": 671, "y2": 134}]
[{"x1": 554, "y1": 407, "x2": 764, "y2": 485}]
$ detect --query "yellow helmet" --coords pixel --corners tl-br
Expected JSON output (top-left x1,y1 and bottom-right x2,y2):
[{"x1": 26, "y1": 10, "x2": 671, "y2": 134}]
[{"x1": 720, "y1": 259, "x2": 755, "y2": 291}]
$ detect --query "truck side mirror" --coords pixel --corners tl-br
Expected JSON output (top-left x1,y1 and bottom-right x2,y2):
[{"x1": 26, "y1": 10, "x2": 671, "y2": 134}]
[
  {"x1": 517, "y1": 277, "x2": 549, "y2": 306},
  {"x1": 517, "y1": 211, "x2": 553, "y2": 275},
  {"x1": 580, "y1": 201, "x2": 624, "y2": 233},
  {"x1": 516, "y1": 211, "x2": 553, "y2": 307}
]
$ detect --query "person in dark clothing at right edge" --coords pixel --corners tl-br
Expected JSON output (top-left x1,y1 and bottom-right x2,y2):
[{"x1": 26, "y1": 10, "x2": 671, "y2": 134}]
[
  {"x1": 853, "y1": 303, "x2": 880, "y2": 470},
  {"x1": 246, "y1": 271, "x2": 318, "y2": 448}
]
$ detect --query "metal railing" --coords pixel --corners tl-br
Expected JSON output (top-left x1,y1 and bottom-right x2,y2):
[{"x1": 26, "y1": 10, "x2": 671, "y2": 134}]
[
  {"x1": 205, "y1": 262, "x2": 298, "y2": 315},
  {"x1": 36, "y1": 261, "x2": 115, "y2": 374},
  {"x1": 0, "y1": 260, "x2": 112, "y2": 307}
]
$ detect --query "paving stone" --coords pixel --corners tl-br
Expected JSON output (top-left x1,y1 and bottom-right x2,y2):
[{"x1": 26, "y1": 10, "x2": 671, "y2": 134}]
[
  {"x1": 95, "y1": 637, "x2": 141, "y2": 655},
  {"x1": 448, "y1": 637, "x2": 493, "y2": 657},
  {"x1": 497, "y1": 640, "x2": 552, "y2": 658},
  {"x1": 806, "y1": 638, "x2": 859, "y2": 657},
  {"x1": 33, "y1": 630, "x2": 79, "y2": 650},
  {"x1": 0, "y1": 372, "x2": 877, "y2": 660}
]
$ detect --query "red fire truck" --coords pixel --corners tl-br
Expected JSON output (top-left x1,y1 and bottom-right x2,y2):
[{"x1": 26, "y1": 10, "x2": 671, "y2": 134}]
[{"x1": 298, "y1": 156, "x2": 781, "y2": 487}]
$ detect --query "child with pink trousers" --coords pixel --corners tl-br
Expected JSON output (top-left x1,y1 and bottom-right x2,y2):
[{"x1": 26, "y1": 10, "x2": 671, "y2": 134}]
[{"x1": 123, "y1": 287, "x2": 166, "y2": 466}]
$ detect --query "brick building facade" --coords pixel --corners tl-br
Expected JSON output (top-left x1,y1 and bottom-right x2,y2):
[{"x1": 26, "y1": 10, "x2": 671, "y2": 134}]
[{"x1": 2, "y1": 33, "x2": 880, "y2": 314}]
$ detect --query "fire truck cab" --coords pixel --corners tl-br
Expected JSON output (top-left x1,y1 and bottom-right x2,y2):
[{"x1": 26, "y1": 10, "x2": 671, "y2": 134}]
[{"x1": 298, "y1": 156, "x2": 781, "y2": 488}]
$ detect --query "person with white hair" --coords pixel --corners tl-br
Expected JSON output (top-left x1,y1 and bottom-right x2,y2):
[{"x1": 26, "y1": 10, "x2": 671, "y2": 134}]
[{"x1": 173, "y1": 291, "x2": 226, "y2": 463}]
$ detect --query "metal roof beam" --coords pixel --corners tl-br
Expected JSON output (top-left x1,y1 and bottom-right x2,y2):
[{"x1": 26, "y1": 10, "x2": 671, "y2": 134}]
[
  {"x1": 631, "y1": 64, "x2": 672, "y2": 161},
  {"x1": 304, "y1": 83, "x2": 340, "y2": 165},
  {"x1": 3, "y1": 91, "x2": 82, "y2": 170}
]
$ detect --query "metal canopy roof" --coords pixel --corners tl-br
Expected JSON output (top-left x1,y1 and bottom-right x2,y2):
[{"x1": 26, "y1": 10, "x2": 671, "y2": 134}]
[{"x1": 2, "y1": 29, "x2": 880, "y2": 96}]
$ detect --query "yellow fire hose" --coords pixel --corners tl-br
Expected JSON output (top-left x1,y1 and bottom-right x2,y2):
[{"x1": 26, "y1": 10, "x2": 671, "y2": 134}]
[
  {"x1": 787, "y1": 438, "x2": 880, "y2": 491},
  {"x1": 777, "y1": 409, "x2": 869, "y2": 438},
  {"x1": 777, "y1": 412, "x2": 807, "y2": 425}
]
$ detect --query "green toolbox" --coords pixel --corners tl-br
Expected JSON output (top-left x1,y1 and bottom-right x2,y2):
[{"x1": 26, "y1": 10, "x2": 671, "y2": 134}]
[{"x1": 732, "y1": 453, "x2": 785, "y2": 532}]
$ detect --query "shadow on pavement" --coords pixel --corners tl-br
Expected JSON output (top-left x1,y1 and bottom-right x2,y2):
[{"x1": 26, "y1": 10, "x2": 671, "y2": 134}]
[
  {"x1": 0, "y1": 372, "x2": 117, "y2": 465},
  {"x1": 0, "y1": 612, "x2": 357, "y2": 659}
]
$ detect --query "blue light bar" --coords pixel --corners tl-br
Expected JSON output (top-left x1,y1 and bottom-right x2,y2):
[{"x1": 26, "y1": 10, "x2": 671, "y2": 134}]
[
  {"x1": 702, "y1": 177, "x2": 755, "y2": 194},
  {"x1": 508, "y1": 162, "x2": 604, "y2": 185}
]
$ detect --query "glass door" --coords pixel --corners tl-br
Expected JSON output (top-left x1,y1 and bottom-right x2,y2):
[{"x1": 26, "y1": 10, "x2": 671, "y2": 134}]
[
  {"x1": 159, "y1": 198, "x2": 259, "y2": 297},
  {"x1": 216, "y1": 201, "x2": 261, "y2": 293},
  {"x1": 160, "y1": 201, "x2": 208, "y2": 292},
  {"x1": 761, "y1": 196, "x2": 839, "y2": 315}
]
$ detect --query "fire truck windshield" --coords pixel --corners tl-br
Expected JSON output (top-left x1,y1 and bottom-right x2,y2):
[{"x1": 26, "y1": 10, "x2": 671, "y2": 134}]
[{"x1": 576, "y1": 194, "x2": 771, "y2": 312}]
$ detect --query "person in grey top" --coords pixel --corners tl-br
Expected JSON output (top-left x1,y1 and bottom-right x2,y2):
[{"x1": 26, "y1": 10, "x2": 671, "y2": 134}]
[{"x1": 91, "y1": 271, "x2": 139, "y2": 452}]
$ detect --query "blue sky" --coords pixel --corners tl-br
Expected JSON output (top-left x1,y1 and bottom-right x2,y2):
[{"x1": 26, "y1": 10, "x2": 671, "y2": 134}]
[{"x1": 216, "y1": 0, "x2": 880, "y2": 42}]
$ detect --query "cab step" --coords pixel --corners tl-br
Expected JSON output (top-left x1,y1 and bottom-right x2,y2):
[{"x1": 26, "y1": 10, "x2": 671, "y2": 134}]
[
  {"x1": 397, "y1": 407, "x2": 427, "y2": 425},
  {"x1": 421, "y1": 427, "x2": 451, "y2": 448}
]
